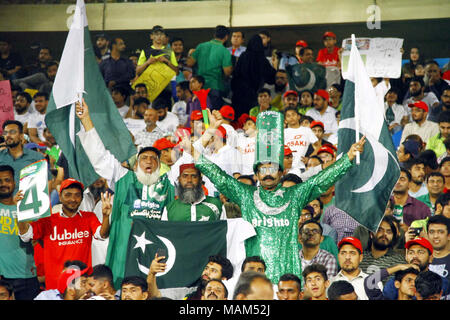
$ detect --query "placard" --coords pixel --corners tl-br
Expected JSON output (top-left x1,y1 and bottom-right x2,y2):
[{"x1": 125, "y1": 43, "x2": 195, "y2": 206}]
[
  {"x1": 132, "y1": 61, "x2": 176, "y2": 102},
  {"x1": 17, "y1": 160, "x2": 51, "y2": 222},
  {"x1": 0, "y1": 80, "x2": 14, "y2": 135},
  {"x1": 341, "y1": 37, "x2": 404, "y2": 79}
]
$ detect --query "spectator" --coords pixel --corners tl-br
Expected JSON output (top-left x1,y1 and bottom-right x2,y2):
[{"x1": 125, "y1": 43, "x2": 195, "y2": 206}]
[
  {"x1": 328, "y1": 83, "x2": 343, "y2": 112},
  {"x1": 152, "y1": 97, "x2": 179, "y2": 136},
  {"x1": 17, "y1": 179, "x2": 112, "y2": 290},
  {"x1": 282, "y1": 90, "x2": 299, "y2": 111},
  {"x1": 124, "y1": 97, "x2": 149, "y2": 137},
  {"x1": 153, "y1": 137, "x2": 176, "y2": 175},
  {"x1": 202, "y1": 279, "x2": 228, "y2": 300},
  {"x1": 384, "y1": 87, "x2": 409, "y2": 134},
  {"x1": 406, "y1": 158, "x2": 428, "y2": 198},
  {"x1": 134, "y1": 107, "x2": 166, "y2": 150},
  {"x1": 84, "y1": 264, "x2": 118, "y2": 300},
  {"x1": 308, "y1": 197, "x2": 338, "y2": 244},
  {"x1": 305, "y1": 89, "x2": 339, "y2": 139},
  {"x1": 424, "y1": 60, "x2": 450, "y2": 99},
  {"x1": 426, "y1": 215, "x2": 450, "y2": 281},
  {"x1": 120, "y1": 276, "x2": 149, "y2": 300},
  {"x1": 391, "y1": 168, "x2": 431, "y2": 227},
  {"x1": 212, "y1": 105, "x2": 238, "y2": 149},
  {"x1": 27, "y1": 91, "x2": 49, "y2": 145},
  {"x1": 330, "y1": 237, "x2": 373, "y2": 300},
  {"x1": 434, "y1": 191, "x2": 450, "y2": 218},
  {"x1": 99, "y1": 37, "x2": 135, "y2": 93},
  {"x1": 403, "y1": 76, "x2": 440, "y2": 116},
  {"x1": 327, "y1": 280, "x2": 358, "y2": 300},
  {"x1": 316, "y1": 31, "x2": 340, "y2": 68},
  {"x1": 249, "y1": 88, "x2": 279, "y2": 118},
  {"x1": 294, "y1": 39, "x2": 308, "y2": 63},
  {"x1": 298, "y1": 46, "x2": 315, "y2": 64},
  {"x1": 236, "y1": 114, "x2": 257, "y2": 175},
  {"x1": 416, "y1": 172, "x2": 445, "y2": 211},
  {"x1": 264, "y1": 70, "x2": 289, "y2": 111},
  {"x1": 241, "y1": 256, "x2": 266, "y2": 274},
  {"x1": 187, "y1": 25, "x2": 232, "y2": 108},
  {"x1": 397, "y1": 139, "x2": 421, "y2": 169},
  {"x1": 227, "y1": 30, "x2": 246, "y2": 59},
  {"x1": 258, "y1": 29, "x2": 273, "y2": 59},
  {"x1": 170, "y1": 37, "x2": 192, "y2": 83},
  {"x1": 111, "y1": 85, "x2": 130, "y2": 118},
  {"x1": 231, "y1": 34, "x2": 276, "y2": 118},
  {"x1": 0, "y1": 38, "x2": 24, "y2": 80},
  {"x1": 276, "y1": 273, "x2": 302, "y2": 300},
  {"x1": 302, "y1": 263, "x2": 330, "y2": 300},
  {"x1": 13, "y1": 60, "x2": 57, "y2": 95},
  {"x1": 400, "y1": 101, "x2": 439, "y2": 144},
  {"x1": 426, "y1": 110, "x2": 450, "y2": 158},
  {"x1": 94, "y1": 33, "x2": 110, "y2": 62},
  {"x1": 13, "y1": 91, "x2": 34, "y2": 132},
  {"x1": 429, "y1": 88, "x2": 450, "y2": 123},
  {"x1": 415, "y1": 270, "x2": 445, "y2": 300},
  {"x1": 172, "y1": 81, "x2": 191, "y2": 127},
  {"x1": 0, "y1": 279, "x2": 14, "y2": 300},
  {"x1": 233, "y1": 271, "x2": 273, "y2": 300},
  {"x1": 0, "y1": 165, "x2": 41, "y2": 300}
]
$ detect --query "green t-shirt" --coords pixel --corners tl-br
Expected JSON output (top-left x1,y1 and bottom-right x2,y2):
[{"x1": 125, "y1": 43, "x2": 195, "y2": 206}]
[
  {"x1": 137, "y1": 45, "x2": 178, "y2": 67},
  {"x1": 165, "y1": 196, "x2": 223, "y2": 221},
  {"x1": 416, "y1": 193, "x2": 433, "y2": 211},
  {"x1": 191, "y1": 39, "x2": 232, "y2": 92},
  {"x1": 249, "y1": 105, "x2": 280, "y2": 118},
  {"x1": 0, "y1": 203, "x2": 36, "y2": 278}
]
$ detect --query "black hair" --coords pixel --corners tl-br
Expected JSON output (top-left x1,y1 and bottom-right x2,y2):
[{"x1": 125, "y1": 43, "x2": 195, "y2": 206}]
[
  {"x1": 435, "y1": 192, "x2": 450, "y2": 209},
  {"x1": 394, "y1": 267, "x2": 420, "y2": 283},
  {"x1": 410, "y1": 76, "x2": 425, "y2": 87},
  {"x1": 46, "y1": 60, "x2": 59, "y2": 69},
  {"x1": 330, "y1": 83, "x2": 344, "y2": 93},
  {"x1": 0, "y1": 279, "x2": 14, "y2": 297},
  {"x1": 427, "y1": 214, "x2": 450, "y2": 234},
  {"x1": 16, "y1": 91, "x2": 32, "y2": 104},
  {"x1": 257, "y1": 87, "x2": 271, "y2": 96},
  {"x1": 311, "y1": 197, "x2": 323, "y2": 210},
  {"x1": 300, "y1": 115, "x2": 314, "y2": 124},
  {"x1": 424, "y1": 59, "x2": 440, "y2": 68},
  {"x1": 63, "y1": 260, "x2": 88, "y2": 270},
  {"x1": 152, "y1": 97, "x2": 170, "y2": 111},
  {"x1": 176, "y1": 80, "x2": 191, "y2": 92},
  {"x1": 121, "y1": 276, "x2": 148, "y2": 293},
  {"x1": 232, "y1": 271, "x2": 272, "y2": 299},
  {"x1": 302, "y1": 263, "x2": 328, "y2": 281},
  {"x1": 192, "y1": 74, "x2": 205, "y2": 86},
  {"x1": 258, "y1": 29, "x2": 271, "y2": 38},
  {"x1": 415, "y1": 271, "x2": 442, "y2": 299},
  {"x1": 418, "y1": 150, "x2": 438, "y2": 170},
  {"x1": 112, "y1": 85, "x2": 130, "y2": 99},
  {"x1": 0, "y1": 165, "x2": 14, "y2": 177},
  {"x1": 237, "y1": 174, "x2": 256, "y2": 186},
  {"x1": 34, "y1": 91, "x2": 49, "y2": 100},
  {"x1": 278, "y1": 273, "x2": 302, "y2": 291},
  {"x1": 280, "y1": 173, "x2": 303, "y2": 185},
  {"x1": 90, "y1": 264, "x2": 115, "y2": 289},
  {"x1": 208, "y1": 255, "x2": 234, "y2": 280},
  {"x1": 133, "y1": 97, "x2": 150, "y2": 107},
  {"x1": 134, "y1": 83, "x2": 148, "y2": 91},
  {"x1": 231, "y1": 30, "x2": 245, "y2": 39},
  {"x1": 205, "y1": 279, "x2": 228, "y2": 298},
  {"x1": 214, "y1": 25, "x2": 230, "y2": 40},
  {"x1": 426, "y1": 171, "x2": 445, "y2": 183},
  {"x1": 283, "y1": 106, "x2": 300, "y2": 116},
  {"x1": 241, "y1": 256, "x2": 266, "y2": 273},
  {"x1": 405, "y1": 157, "x2": 425, "y2": 171},
  {"x1": 444, "y1": 140, "x2": 450, "y2": 152},
  {"x1": 299, "y1": 46, "x2": 313, "y2": 56},
  {"x1": 327, "y1": 280, "x2": 356, "y2": 300},
  {"x1": 299, "y1": 219, "x2": 323, "y2": 235},
  {"x1": 138, "y1": 146, "x2": 161, "y2": 159},
  {"x1": 438, "y1": 110, "x2": 450, "y2": 124},
  {"x1": 308, "y1": 155, "x2": 323, "y2": 165},
  {"x1": 370, "y1": 215, "x2": 399, "y2": 249},
  {"x1": 170, "y1": 37, "x2": 184, "y2": 45},
  {"x1": 2, "y1": 119, "x2": 23, "y2": 133},
  {"x1": 400, "y1": 168, "x2": 412, "y2": 181}
]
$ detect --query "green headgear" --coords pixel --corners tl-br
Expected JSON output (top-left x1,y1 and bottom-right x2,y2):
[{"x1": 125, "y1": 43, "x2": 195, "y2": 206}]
[{"x1": 253, "y1": 111, "x2": 285, "y2": 173}]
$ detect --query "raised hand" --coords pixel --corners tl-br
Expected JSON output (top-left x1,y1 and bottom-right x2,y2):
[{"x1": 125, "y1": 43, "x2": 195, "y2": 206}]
[
  {"x1": 347, "y1": 135, "x2": 366, "y2": 161},
  {"x1": 101, "y1": 191, "x2": 113, "y2": 217}
]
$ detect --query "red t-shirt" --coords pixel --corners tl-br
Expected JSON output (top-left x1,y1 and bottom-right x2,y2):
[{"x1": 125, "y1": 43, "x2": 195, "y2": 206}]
[
  {"x1": 316, "y1": 46, "x2": 340, "y2": 67},
  {"x1": 30, "y1": 211, "x2": 101, "y2": 290}
]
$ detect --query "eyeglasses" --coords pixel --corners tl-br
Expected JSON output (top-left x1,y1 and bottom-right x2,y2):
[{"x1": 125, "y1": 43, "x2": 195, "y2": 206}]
[
  {"x1": 2, "y1": 130, "x2": 18, "y2": 135},
  {"x1": 301, "y1": 228, "x2": 321, "y2": 235},
  {"x1": 258, "y1": 166, "x2": 279, "y2": 175}
]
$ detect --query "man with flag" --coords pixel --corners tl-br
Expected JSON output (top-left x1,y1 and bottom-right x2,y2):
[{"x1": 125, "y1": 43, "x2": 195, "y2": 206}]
[
  {"x1": 335, "y1": 35, "x2": 401, "y2": 233},
  {"x1": 193, "y1": 108, "x2": 366, "y2": 284}
]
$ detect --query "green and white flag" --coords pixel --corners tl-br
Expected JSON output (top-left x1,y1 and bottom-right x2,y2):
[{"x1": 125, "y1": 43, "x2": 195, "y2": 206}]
[
  {"x1": 335, "y1": 35, "x2": 400, "y2": 232},
  {"x1": 45, "y1": 0, "x2": 136, "y2": 187},
  {"x1": 123, "y1": 218, "x2": 255, "y2": 299},
  {"x1": 17, "y1": 160, "x2": 51, "y2": 222}
]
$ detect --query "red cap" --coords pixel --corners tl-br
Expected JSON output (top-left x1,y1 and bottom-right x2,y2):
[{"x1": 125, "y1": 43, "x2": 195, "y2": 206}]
[
  {"x1": 191, "y1": 110, "x2": 203, "y2": 121},
  {"x1": 443, "y1": 70, "x2": 450, "y2": 81},
  {"x1": 174, "y1": 127, "x2": 191, "y2": 143},
  {"x1": 283, "y1": 90, "x2": 298, "y2": 98},
  {"x1": 323, "y1": 31, "x2": 336, "y2": 39},
  {"x1": 60, "y1": 178, "x2": 84, "y2": 193},
  {"x1": 179, "y1": 163, "x2": 197, "y2": 176},
  {"x1": 284, "y1": 145, "x2": 293, "y2": 156},
  {"x1": 317, "y1": 145, "x2": 335, "y2": 156},
  {"x1": 153, "y1": 138, "x2": 176, "y2": 151},
  {"x1": 310, "y1": 120, "x2": 324, "y2": 130},
  {"x1": 215, "y1": 126, "x2": 227, "y2": 139},
  {"x1": 405, "y1": 237, "x2": 433, "y2": 255},
  {"x1": 338, "y1": 237, "x2": 363, "y2": 254},
  {"x1": 57, "y1": 266, "x2": 91, "y2": 294},
  {"x1": 219, "y1": 105, "x2": 235, "y2": 121},
  {"x1": 295, "y1": 40, "x2": 308, "y2": 48},
  {"x1": 323, "y1": 143, "x2": 337, "y2": 152},
  {"x1": 315, "y1": 89, "x2": 329, "y2": 103},
  {"x1": 408, "y1": 100, "x2": 429, "y2": 113}
]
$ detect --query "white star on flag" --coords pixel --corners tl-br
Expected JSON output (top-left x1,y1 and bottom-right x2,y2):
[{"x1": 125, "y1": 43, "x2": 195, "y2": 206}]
[{"x1": 133, "y1": 232, "x2": 152, "y2": 254}]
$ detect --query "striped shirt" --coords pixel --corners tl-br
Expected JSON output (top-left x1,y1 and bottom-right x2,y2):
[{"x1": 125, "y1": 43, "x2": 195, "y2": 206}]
[
  {"x1": 322, "y1": 205, "x2": 361, "y2": 243},
  {"x1": 300, "y1": 248, "x2": 339, "y2": 280},
  {"x1": 360, "y1": 249, "x2": 407, "y2": 285}
]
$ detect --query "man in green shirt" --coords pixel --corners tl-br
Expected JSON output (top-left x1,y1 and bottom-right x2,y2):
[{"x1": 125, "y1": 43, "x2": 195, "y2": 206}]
[
  {"x1": 0, "y1": 165, "x2": 40, "y2": 300},
  {"x1": 249, "y1": 88, "x2": 280, "y2": 118},
  {"x1": 426, "y1": 110, "x2": 450, "y2": 158},
  {"x1": 187, "y1": 25, "x2": 233, "y2": 107},
  {"x1": 416, "y1": 172, "x2": 445, "y2": 211},
  {"x1": 162, "y1": 163, "x2": 223, "y2": 221}
]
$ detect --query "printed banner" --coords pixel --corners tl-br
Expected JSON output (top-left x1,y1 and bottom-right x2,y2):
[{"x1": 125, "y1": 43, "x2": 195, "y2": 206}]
[
  {"x1": 341, "y1": 37, "x2": 404, "y2": 79},
  {"x1": 132, "y1": 61, "x2": 176, "y2": 102},
  {"x1": 17, "y1": 160, "x2": 51, "y2": 222}
]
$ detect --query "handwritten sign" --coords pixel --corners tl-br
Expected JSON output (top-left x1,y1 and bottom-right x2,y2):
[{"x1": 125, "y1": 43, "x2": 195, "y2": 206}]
[
  {"x1": 132, "y1": 61, "x2": 176, "y2": 102},
  {"x1": 341, "y1": 37, "x2": 404, "y2": 79},
  {"x1": 0, "y1": 80, "x2": 14, "y2": 135},
  {"x1": 17, "y1": 160, "x2": 51, "y2": 222}
]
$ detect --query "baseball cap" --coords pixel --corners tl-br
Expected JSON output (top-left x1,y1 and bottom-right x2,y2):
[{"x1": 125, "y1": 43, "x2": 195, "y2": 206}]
[
  {"x1": 310, "y1": 120, "x2": 325, "y2": 130},
  {"x1": 24, "y1": 142, "x2": 46, "y2": 150},
  {"x1": 215, "y1": 126, "x2": 227, "y2": 139},
  {"x1": 151, "y1": 25, "x2": 165, "y2": 34},
  {"x1": 191, "y1": 110, "x2": 203, "y2": 121},
  {"x1": 57, "y1": 266, "x2": 92, "y2": 294},
  {"x1": 295, "y1": 40, "x2": 308, "y2": 48},
  {"x1": 317, "y1": 145, "x2": 335, "y2": 156},
  {"x1": 402, "y1": 139, "x2": 420, "y2": 158},
  {"x1": 219, "y1": 105, "x2": 235, "y2": 121},
  {"x1": 284, "y1": 145, "x2": 293, "y2": 156},
  {"x1": 60, "y1": 178, "x2": 84, "y2": 193},
  {"x1": 179, "y1": 163, "x2": 197, "y2": 176},
  {"x1": 323, "y1": 31, "x2": 336, "y2": 39},
  {"x1": 315, "y1": 89, "x2": 329, "y2": 103},
  {"x1": 338, "y1": 237, "x2": 363, "y2": 254},
  {"x1": 153, "y1": 138, "x2": 176, "y2": 151},
  {"x1": 95, "y1": 33, "x2": 108, "y2": 40},
  {"x1": 408, "y1": 100, "x2": 429, "y2": 113},
  {"x1": 405, "y1": 237, "x2": 433, "y2": 255},
  {"x1": 283, "y1": 90, "x2": 298, "y2": 98}
]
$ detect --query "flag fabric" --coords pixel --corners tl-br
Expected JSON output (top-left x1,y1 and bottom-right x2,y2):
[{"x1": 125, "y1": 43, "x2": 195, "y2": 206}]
[
  {"x1": 285, "y1": 62, "x2": 327, "y2": 94},
  {"x1": 45, "y1": 0, "x2": 136, "y2": 187},
  {"x1": 335, "y1": 35, "x2": 400, "y2": 232},
  {"x1": 123, "y1": 218, "x2": 255, "y2": 300}
]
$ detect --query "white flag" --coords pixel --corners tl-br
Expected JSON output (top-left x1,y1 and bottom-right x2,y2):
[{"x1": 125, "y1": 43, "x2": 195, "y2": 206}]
[{"x1": 52, "y1": 0, "x2": 87, "y2": 109}]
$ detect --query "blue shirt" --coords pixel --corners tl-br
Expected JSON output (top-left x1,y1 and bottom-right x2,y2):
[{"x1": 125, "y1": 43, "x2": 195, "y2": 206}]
[{"x1": 99, "y1": 56, "x2": 136, "y2": 88}]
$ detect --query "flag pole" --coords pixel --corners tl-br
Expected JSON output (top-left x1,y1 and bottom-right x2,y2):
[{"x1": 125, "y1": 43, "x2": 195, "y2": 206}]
[{"x1": 352, "y1": 34, "x2": 360, "y2": 165}]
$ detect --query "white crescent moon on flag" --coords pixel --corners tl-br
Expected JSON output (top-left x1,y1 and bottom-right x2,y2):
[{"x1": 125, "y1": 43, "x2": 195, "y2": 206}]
[
  {"x1": 294, "y1": 68, "x2": 316, "y2": 92},
  {"x1": 137, "y1": 235, "x2": 176, "y2": 277},
  {"x1": 338, "y1": 118, "x2": 393, "y2": 193}
]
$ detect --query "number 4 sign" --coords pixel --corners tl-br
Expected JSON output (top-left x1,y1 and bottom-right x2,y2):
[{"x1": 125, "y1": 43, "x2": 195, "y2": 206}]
[{"x1": 17, "y1": 160, "x2": 51, "y2": 222}]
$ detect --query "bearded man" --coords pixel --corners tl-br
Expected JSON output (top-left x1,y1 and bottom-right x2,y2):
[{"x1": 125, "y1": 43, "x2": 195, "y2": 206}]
[{"x1": 162, "y1": 163, "x2": 223, "y2": 221}]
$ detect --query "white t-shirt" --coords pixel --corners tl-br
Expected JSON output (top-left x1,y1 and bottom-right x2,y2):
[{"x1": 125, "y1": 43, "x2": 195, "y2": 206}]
[
  {"x1": 14, "y1": 109, "x2": 35, "y2": 127},
  {"x1": 221, "y1": 123, "x2": 239, "y2": 149},
  {"x1": 284, "y1": 127, "x2": 318, "y2": 169},
  {"x1": 28, "y1": 112, "x2": 46, "y2": 141},
  {"x1": 117, "y1": 105, "x2": 129, "y2": 118},
  {"x1": 123, "y1": 118, "x2": 146, "y2": 137},
  {"x1": 305, "y1": 107, "x2": 338, "y2": 135},
  {"x1": 171, "y1": 101, "x2": 188, "y2": 127},
  {"x1": 157, "y1": 111, "x2": 179, "y2": 135},
  {"x1": 236, "y1": 133, "x2": 256, "y2": 175}
]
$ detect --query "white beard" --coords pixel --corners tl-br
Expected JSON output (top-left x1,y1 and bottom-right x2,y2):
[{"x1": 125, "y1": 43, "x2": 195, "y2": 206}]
[{"x1": 135, "y1": 165, "x2": 160, "y2": 186}]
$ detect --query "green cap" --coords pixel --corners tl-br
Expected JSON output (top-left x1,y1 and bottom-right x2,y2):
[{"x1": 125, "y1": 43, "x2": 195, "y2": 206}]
[{"x1": 253, "y1": 111, "x2": 285, "y2": 173}]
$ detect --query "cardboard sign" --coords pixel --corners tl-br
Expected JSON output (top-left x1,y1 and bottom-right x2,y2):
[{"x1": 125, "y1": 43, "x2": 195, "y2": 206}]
[
  {"x1": 341, "y1": 37, "x2": 404, "y2": 79},
  {"x1": 17, "y1": 160, "x2": 51, "y2": 222},
  {"x1": 132, "y1": 61, "x2": 176, "y2": 102},
  {"x1": 0, "y1": 80, "x2": 14, "y2": 135}
]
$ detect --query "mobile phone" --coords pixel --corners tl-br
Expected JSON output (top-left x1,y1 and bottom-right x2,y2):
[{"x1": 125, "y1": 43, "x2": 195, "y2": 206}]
[
  {"x1": 156, "y1": 247, "x2": 167, "y2": 264},
  {"x1": 410, "y1": 227, "x2": 422, "y2": 237}
]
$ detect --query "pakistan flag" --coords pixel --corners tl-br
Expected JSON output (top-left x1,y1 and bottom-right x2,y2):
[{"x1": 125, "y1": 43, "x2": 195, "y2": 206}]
[
  {"x1": 335, "y1": 35, "x2": 400, "y2": 232},
  {"x1": 124, "y1": 218, "x2": 255, "y2": 299}
]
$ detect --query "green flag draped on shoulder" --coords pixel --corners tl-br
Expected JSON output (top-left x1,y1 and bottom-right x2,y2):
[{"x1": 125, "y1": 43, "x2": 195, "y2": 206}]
[
  {"x1": 45, "y1": 0, "x2": 136, "y2": 187},
  {"x1": 335, "y1": 35, "x2": 400, "y2": 232},
  {"x1": 124, "y1": 218, "x2": 255, "y2": 299}
]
